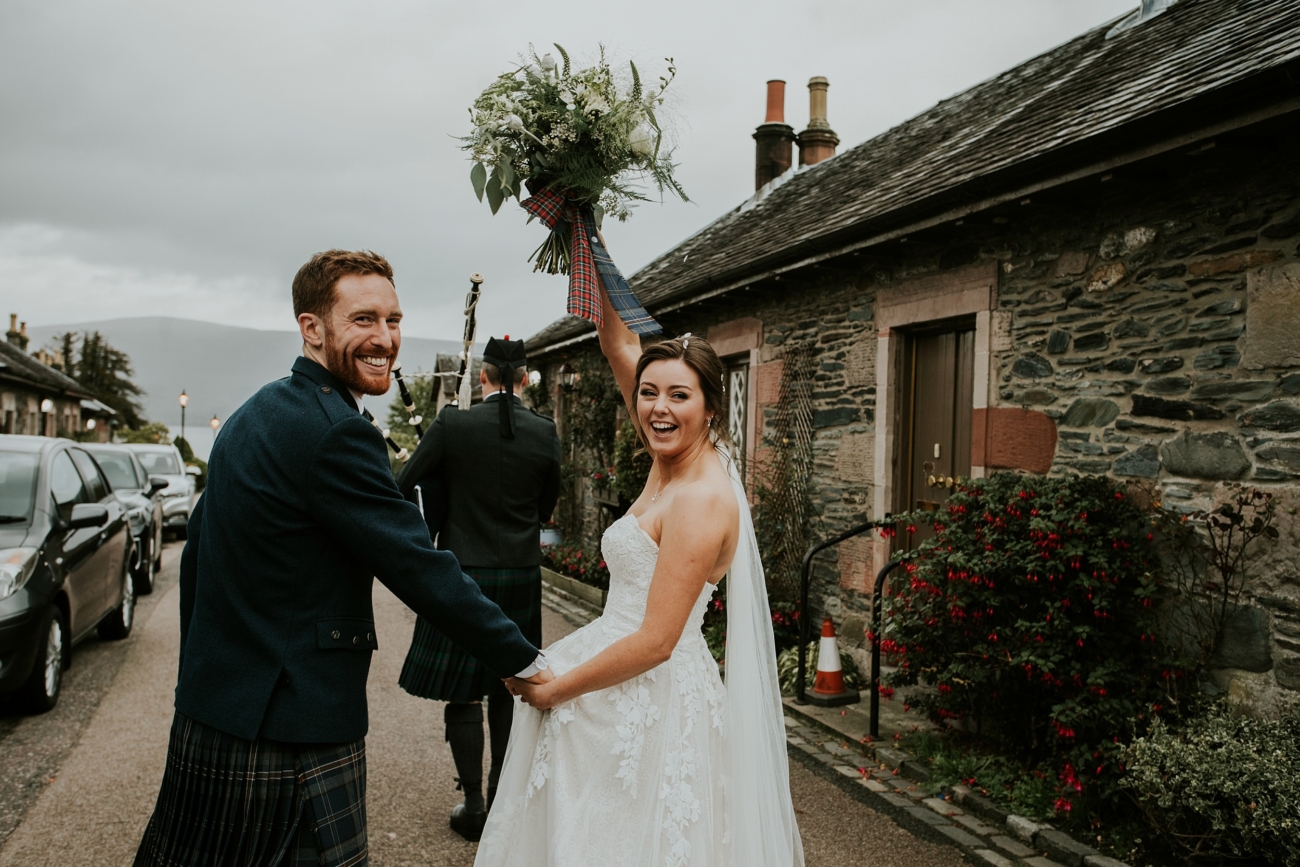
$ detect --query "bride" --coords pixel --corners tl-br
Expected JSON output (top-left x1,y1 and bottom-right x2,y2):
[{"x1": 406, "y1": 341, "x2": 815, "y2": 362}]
[{"x1": 475, "y1": 282, "x2": 804, "y2": 866}]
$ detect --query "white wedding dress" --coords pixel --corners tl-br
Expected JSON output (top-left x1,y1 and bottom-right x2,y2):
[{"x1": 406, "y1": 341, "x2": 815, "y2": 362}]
[{"x1": 475, "y1": 451, "x2": 803, "y2": 867}]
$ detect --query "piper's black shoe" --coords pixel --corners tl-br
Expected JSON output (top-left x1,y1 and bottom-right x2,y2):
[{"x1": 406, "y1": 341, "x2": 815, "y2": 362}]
[{"x1": 450, "y1": 803, "x2": 488, "y2": 842}]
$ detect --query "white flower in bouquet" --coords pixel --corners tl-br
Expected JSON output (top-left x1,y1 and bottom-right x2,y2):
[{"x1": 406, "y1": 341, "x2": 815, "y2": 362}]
[{"x1": 462, "y1": 43, "x2": 687, "y2": 275}]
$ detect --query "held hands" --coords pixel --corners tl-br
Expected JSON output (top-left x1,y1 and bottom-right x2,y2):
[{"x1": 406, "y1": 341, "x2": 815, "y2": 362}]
[{"x1": 504, "y1": 671, "x2": 563, "y2": 710}]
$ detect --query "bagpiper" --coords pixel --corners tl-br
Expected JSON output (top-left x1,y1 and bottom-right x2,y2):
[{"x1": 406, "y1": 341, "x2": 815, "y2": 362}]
[{"x1": 395, "y1": 335, "x2": 562, "y2": 841}]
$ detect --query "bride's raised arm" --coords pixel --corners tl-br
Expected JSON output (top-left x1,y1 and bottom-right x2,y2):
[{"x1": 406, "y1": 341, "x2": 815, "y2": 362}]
[{"x1": 592, "y1": 250, "x2": 643, "y2": 419}]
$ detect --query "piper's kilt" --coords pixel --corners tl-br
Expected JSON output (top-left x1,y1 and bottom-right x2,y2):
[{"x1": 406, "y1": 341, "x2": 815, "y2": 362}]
[
  {"x1": 134, "y1": 713, "x2": 367, "y2": 867},
  {"x1": 399, "y1": 565, "x2": 542, "y2": 703}
]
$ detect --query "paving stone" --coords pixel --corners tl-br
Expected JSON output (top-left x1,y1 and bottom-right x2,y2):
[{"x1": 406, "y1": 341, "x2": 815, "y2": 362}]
[
  {"x1": 786, "y1": 735, "x2": 806, "y2": 746},
  {"x1": 859, "y1": 778, "x2": 889, "y2": 793},
  {"x1": 874, "y1": 746, "x2": 910, "y2": 769},
  {"x1": 1082, "y1": 856, "x2": 1132, "y2": 867},
  {"x1": 935, "y1": 824, "x2": 984, "y2": 847},
  {"x1": 823, "y1": 742, "x2": 860, "y2": 759},
  {"x1": 1006, "y1": 815, "x2": 1044, "y2": 843},
  {"x1": 973, "y1": 849, "x2": 1015, "y2": 867},
  {"x1": 1023, "y1": 858, "x2": 1068, "y2": 867},
  {"x1": 922, "y1": 797, "x2": 963, "y2": 817},
  {"x1": 1038, "y1": 827, "x2": 1100, "y2": 866},
  {"x1": 833, "y1": 765, "x2": 861, "y2": 779},
  {"x1": 792, "y1": 726, "x2": 822, "y2": 741},
  {"x1": 905, "y1": 806, "x2": 952, "y2": 826},
  {"x1": 877, "y1": 792, "x2": 913, "y2": 808},
  {"x1": 992, "y1": 834, "x2": 1035, "y2": 857},
  {"x1": 953, "y1": 813, "x2": 999, "y2": 835}
]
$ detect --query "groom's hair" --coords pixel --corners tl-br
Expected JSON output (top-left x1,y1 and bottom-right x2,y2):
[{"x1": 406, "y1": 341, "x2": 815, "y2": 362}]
[{"x1": 293, "y1": 249, "x2": 395, "y2": 319}]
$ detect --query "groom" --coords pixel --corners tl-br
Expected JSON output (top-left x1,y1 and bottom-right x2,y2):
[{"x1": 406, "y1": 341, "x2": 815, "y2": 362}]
[{"x1": 134, "y1": 250, "x2": 550, "y2": 867}]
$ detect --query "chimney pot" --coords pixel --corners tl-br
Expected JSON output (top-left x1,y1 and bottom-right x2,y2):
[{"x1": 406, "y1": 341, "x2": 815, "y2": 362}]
[
  {"x1": 753, "y1": 80, "x2": 796, "y2": 191},
  {"x1": 764, "y1": 80, "x2": 786, "y2": 124},
  {"x1": 798, "y1": 76, "x2": 839, "y2": 168}
]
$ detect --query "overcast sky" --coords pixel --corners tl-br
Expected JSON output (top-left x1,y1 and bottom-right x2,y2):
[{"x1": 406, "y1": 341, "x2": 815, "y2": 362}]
[{"x1": 1, "y1": 0, "x2": 1136, "y2": 342}]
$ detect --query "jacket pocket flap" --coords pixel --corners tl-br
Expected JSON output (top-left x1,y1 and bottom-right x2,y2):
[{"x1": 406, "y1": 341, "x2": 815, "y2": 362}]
[{"x1": 317, "y1": 618, "x2": 378, "y2": 651}]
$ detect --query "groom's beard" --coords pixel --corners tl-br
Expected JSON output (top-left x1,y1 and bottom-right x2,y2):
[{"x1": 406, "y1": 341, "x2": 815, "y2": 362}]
[{"x1": 323, "y1": 327, "x2": 394, "y2": 397}]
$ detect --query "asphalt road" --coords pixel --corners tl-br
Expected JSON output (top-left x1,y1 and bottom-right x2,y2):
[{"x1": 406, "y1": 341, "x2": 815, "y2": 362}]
[{"x1": 0, "y1": 541, "x2": 965, "y2": 867}]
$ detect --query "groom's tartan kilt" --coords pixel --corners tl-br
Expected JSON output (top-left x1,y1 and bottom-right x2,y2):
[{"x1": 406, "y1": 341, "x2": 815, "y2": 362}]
[
  {"x1": 399, "y1": 565, "x2": 542, "y2": 703},
  {"x1": 134, "y1": 713, "x2": 367, "y2": 867}
]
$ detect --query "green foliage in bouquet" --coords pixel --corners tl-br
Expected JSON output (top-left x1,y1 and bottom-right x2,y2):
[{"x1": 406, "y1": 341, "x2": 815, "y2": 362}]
[
  {"x1": 881, "y1": 473, "x2": 1173, "y2": 814},
  {"x1": 463, "y1": 44, "x2": 688, "y2": 269}
]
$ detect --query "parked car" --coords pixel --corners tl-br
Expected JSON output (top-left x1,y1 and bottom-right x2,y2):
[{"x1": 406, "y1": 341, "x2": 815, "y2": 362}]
[
  {"x1": 0, "y1": 435, "x2": 134, "y2": 713},
  {"x1": 83, "y1": 443, "x2": 166, "y2": 595},
  {"x1": 124, "y1": 443, "x2": 196, "y2": 538}
]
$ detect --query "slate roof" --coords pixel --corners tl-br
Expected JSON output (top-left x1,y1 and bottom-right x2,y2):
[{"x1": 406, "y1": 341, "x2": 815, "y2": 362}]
[
  {"x1": 528, "y1": 0, "x2": 1300, "y2": 352},
  {"x1": 0, "y1": 339, "x2": 95, "y2": 399}
]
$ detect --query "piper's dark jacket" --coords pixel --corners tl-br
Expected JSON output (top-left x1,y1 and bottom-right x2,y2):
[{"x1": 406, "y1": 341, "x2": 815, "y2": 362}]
[
  {"x1": 396, "y1": 395, "x2": 561, "y2": 568},
  {"x1": 174, "y1": 358, "x2": 539, "y2": 744}
]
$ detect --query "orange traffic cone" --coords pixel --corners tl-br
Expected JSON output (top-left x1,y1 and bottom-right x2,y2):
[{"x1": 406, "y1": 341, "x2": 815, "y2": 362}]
[{"x1": 809, "y1": 617, "x2": 860, "y2": 708}]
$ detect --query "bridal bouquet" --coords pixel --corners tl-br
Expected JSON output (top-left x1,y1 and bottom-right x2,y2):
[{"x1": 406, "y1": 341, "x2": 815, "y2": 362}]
[{"x1": 462, "y1": 45, "x2": 687, "y2": 334}]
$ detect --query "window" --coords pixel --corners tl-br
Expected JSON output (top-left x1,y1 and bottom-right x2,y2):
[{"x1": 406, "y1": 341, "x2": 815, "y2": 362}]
[
  {"x1": 138, "y1": 451, "x2": 181, "y2": 475},
  {"x1": 50, "y1": 452, "x2": 87, "y2": 522},
  {"x1": 0, "y1": 452, "x2": 39, "y2": 523},
  {"x1": 725, "y1": 360, "x2": 750, "y2": 473},
  {"x1": 69, "y1": 448, "x2": 109, "y2": 501},
  {"x1": 90, "y1": 451, "x2": 139, "y2": 491}
]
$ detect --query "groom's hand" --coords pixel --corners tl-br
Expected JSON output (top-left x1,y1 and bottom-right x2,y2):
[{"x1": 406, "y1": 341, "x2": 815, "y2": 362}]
[{"x1": 505, "y1": 675, "x2": 560, "y2": 710}]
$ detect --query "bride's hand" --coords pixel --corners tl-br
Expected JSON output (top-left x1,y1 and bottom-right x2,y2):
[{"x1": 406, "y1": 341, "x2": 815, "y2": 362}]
[{"x1": 506, "y1": 676, "x2": 562, "y2": 710}]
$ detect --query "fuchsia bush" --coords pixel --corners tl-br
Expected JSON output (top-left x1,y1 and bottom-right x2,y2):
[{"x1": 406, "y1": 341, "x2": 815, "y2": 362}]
[{"x1": 882, "y1": 473, "x2": 1174, "y2": 811}]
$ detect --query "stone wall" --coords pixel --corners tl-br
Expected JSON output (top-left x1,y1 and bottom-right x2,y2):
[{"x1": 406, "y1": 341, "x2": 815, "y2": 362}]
[{"x1": 536, "y1": 122, "x2": 1300, "y2": 709}]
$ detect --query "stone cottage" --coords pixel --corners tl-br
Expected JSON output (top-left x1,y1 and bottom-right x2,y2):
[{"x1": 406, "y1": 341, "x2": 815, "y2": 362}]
[{"x1": 526, "y1": 0, "x2": 1300, "y2": 711}]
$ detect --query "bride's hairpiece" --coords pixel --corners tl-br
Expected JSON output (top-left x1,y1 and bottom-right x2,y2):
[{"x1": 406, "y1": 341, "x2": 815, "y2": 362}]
[{"x1": 679, "y1": 332, "x2": 692, "y2": 349}]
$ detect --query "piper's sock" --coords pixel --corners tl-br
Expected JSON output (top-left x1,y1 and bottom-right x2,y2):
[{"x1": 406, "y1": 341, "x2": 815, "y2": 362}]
[
  {"x1": 445, "y1": 702, "x2": 485, "y2": 814},
  {"x1": 487, "y1": 684, "x2": 514, "y2": 806}
]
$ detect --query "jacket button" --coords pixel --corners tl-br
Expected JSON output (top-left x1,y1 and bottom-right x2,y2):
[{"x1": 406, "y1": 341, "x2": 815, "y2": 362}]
[
  {"x1": 321, "y1": 386, "x2": 332, "y2": 394},
  {"x1": 332, "y1": 629, "x2": 341, "y2": 640},
  {"x1": 353, "y1": 636, "x2": 361, "y2": 645},
  {"x1": 367, "y1": 633, "x2": 374, "y2": 642}
]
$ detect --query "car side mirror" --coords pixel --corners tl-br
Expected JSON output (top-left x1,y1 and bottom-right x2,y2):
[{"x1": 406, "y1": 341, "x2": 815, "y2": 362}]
[
  {"x1": 185, "y1": 466, "x2": 201, "y2": 478},
  {"x1": 147, "y1": 477, "x2": 168, "y2": 496},
  {"x1": 68, "y1": 503, "x2": 110, "y2": 530}
]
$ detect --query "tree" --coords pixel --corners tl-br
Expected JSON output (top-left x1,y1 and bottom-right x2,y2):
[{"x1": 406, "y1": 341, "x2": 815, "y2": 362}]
[
  {"x1": 118, "y1": 422, "x2": 172, "y2": 444},
  {"x1": 384, "y1": 368, "x2": 439, "y2": 474},
  {"x1": 44, "y1": 331, "x2": 147, "y2": 429}
]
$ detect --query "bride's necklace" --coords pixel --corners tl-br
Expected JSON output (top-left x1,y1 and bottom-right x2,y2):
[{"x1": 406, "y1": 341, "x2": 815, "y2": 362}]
[{"x1": 650, "y1": 475, "x2": 675, "y2": 503}]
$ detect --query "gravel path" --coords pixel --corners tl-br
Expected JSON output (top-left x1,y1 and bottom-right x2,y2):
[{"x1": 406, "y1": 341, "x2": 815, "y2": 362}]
[{"x1": 0, "y1": 553, "x2": 967, "y2": 866}]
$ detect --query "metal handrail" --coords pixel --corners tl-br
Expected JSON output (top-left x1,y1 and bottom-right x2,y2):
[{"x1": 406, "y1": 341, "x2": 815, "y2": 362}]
[
  {"x1": 869, "y1": 553, "x2": 916, "y2": 738},
  {"x1": 794, "y1": 517, "x2": 891, "y2": 705}
]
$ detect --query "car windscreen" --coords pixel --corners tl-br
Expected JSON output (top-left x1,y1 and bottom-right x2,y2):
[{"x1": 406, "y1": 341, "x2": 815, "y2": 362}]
[
  {"x1": 0, "y1": 452, "x2": 39, "y2": 523},
  {"x1": 138, "y1": 451, "x2": 181, "y2": 475},
  {"x1": 89, "y1": 451, "x2": 140, "y2": 490}
]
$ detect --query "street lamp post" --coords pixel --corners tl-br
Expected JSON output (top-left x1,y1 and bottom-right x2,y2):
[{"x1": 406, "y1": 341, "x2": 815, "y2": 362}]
[
  {"x1": 40, "y1": 398, "x2": 54, "y2": 437},
  {"x1": 210, "y1": 415, "x2": 220, "y2": 442},
  {"x1": 178, "y1": 390, "x2": 188, "y2": 443}
]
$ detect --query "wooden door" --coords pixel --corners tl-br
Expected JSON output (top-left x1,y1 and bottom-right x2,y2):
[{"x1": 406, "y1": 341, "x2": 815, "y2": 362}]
[{"x1": 897, "y1": 324, "x2": 975, "y2": 540}]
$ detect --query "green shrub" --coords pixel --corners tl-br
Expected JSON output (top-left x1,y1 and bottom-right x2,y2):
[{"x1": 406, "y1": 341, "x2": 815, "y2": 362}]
[
  {"x1": 1123, "y1": 707, "x2": 1300, "y2": 865},
  {"x1": 882, "y1": 473, "x2": 1171, "y2": 812}
]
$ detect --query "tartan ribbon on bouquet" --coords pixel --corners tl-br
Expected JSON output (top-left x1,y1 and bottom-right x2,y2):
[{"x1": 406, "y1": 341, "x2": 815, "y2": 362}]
[{"x1": 521, "y1": 187, "x2": 663, "y2": 335}]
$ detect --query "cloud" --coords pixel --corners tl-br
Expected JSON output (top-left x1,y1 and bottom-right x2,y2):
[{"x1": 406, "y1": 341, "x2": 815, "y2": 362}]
[{"x1": 0, "y1": 0, "x2": 1136, "y2": 340}]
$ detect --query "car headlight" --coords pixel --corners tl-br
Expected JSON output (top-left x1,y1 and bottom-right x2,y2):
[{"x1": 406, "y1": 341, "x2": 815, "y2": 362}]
[{"x1": 0, "y1": 548, "x2": 39, "y2": 601}]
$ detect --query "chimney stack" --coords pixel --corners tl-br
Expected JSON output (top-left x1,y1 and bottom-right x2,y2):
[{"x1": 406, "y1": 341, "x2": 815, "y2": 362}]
[
  {"x1": 6, "y1": 314, "x2": 27, "y2": 351},
  {"x1": 797, "y1": 77, "x2": 839, "y2": 167},
  {"x1": 753, "y1": 80, "x2": 796, "y2": 190}
]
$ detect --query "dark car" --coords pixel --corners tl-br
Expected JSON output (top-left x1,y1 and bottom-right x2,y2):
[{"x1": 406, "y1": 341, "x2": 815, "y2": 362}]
[
  {"x1": 83, "y1": 443, "x2": 166, "y2": 595},
  {"x1": 125, "y1": 444, "x2": 196, "y2": 538},
  {"x1": 0, "y1": 435, "x2": 134, "y2": 713}
]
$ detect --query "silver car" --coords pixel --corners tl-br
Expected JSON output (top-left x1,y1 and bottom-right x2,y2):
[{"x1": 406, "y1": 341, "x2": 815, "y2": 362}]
[{"x1": 124, "y1": 444, "x2": 196, "y2": 537}]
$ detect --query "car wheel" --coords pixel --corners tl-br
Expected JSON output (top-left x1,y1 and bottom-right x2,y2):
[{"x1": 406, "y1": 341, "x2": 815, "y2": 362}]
[
  {"x1": 98, "y1": 556, "x2": 136, "y2": 640},
  {"x1": 133, "y1": 537, "x2": 155, "y2": 596},
  {"x1": 16, "y1": 607, "x2": 66, "y2": 713}
]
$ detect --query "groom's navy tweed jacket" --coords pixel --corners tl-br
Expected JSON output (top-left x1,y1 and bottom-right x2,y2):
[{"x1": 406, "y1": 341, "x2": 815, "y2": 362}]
[{"x1": 174, "y1": 357, "x2": 539, "y2": 744}]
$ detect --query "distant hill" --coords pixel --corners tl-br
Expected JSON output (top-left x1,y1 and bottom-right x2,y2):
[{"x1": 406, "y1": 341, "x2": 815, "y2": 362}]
[{"x1": 28, "y1": 317, "x2": 464, "y2": 458}]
